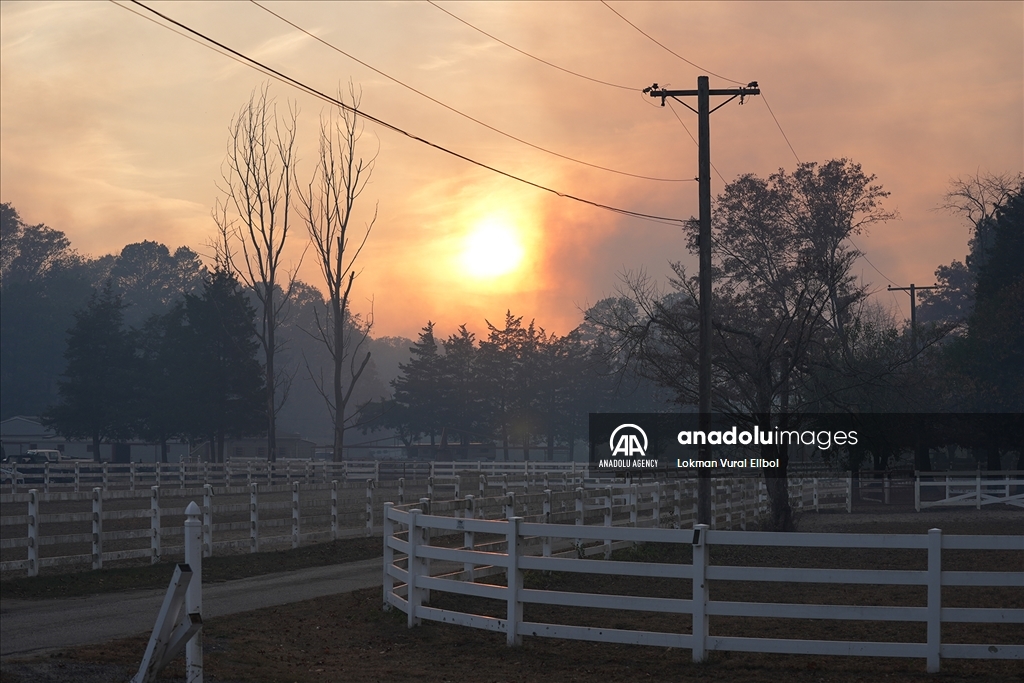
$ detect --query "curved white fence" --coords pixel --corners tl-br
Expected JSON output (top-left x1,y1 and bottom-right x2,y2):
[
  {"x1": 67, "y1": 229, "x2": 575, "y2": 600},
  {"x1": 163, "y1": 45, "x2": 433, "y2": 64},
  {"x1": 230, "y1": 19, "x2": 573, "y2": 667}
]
[{"x1": 383, "y1": 503, "x2": 1024, "y2": 673}]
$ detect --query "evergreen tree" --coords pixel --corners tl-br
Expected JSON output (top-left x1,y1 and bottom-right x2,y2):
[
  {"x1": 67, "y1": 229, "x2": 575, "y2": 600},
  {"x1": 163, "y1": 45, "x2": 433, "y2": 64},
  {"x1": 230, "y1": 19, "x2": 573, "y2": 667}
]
[
  {"x1": 182, "y1": 268, "x2": 266, "y2": 461},
  {"x1": 388, "y1": 323, "x2": 442, "y2": 447},
  {"x1": 44, "y1": 282, "x2": 136, "y2": 461}
]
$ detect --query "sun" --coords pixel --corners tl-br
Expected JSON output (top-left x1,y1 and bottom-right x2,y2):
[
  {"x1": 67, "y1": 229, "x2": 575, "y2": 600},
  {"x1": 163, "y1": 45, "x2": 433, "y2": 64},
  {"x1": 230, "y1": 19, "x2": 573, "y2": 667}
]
[{"x1": 460, "y1": 216, "x2": 526, "y2": 279}]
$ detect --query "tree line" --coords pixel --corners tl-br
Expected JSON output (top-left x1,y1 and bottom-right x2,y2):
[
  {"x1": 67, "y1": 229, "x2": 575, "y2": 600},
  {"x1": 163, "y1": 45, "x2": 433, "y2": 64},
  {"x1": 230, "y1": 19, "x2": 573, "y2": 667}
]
[{"x1": 364, "y1": 312, "x2": 668, "y2": 461}]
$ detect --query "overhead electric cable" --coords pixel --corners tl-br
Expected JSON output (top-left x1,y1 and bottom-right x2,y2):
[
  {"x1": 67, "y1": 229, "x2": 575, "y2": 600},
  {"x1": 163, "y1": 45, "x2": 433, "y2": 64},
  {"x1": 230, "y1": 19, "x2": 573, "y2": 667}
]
[
  {"x1": 761, "y1": 92, "x2": 801, "y2": 164},
  {"x1": 600, "y1": 1, "x2": 746, "y2": 86},
  {"x1": 250, "y1": 0, "x2": 687, "y2": 183},
  {"x1": 116, "y1": 0, "x2": 690, "y2": 227},
  {"x1": 666, "y1": 100, "x2": 726, "y2": 184},
  {"x1": 427, "y1": 1, "x2": 638, "y2": 92}
]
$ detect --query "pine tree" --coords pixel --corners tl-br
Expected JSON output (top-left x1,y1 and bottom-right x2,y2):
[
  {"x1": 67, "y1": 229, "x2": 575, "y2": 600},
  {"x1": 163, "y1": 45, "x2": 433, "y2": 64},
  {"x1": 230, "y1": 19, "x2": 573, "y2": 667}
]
[{"x1": 44, "y1": 282, "x2": 136, "y2": 461}]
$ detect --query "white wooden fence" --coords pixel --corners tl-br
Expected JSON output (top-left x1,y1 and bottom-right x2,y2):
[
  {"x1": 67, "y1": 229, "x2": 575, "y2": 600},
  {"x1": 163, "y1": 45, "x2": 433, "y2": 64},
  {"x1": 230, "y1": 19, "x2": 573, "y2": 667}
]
[
  {"x1": 0, "y1": 459, "x2": 593, "y2": 494},
  {"x1": 915, "y1": 471, "x2": 1024, "y2": 510},
  {"x1": 0, "y1": 481, "x2": 389, "y2": 576},
  {"x1": 383, "y1": 505, "x2": 1024, "y2": 672},
  {"x1": 0, "y1": 475, "x2": 848, "y2": 577}
]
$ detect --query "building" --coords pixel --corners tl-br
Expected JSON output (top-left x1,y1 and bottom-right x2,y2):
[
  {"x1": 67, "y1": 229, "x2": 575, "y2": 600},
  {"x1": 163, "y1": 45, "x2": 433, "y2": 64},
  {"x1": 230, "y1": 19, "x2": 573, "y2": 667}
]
[{"x1": 0, "y1": 416, "x2": 189, "y2": 462}]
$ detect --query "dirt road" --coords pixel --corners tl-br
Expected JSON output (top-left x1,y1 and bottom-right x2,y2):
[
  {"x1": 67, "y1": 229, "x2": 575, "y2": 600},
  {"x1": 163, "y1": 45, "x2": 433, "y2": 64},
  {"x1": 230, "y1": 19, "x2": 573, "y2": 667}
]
[{"x1": 0, "y1": 557, "x2": 382, "y2": 658}]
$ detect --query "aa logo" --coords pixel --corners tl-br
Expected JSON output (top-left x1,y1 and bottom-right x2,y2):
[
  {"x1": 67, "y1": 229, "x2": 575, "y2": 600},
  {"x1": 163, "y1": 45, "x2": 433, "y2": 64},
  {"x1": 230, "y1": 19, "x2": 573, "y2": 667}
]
[{"x1": 609, "y1": 424, "x2": 648, "y2": 457}]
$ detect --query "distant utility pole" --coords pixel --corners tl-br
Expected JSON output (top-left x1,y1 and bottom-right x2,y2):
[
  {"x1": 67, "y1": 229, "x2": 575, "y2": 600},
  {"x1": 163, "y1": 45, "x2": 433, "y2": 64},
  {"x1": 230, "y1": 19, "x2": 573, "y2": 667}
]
[
  {"x1": 888, "y1": 283, "x2": 940, "y2": 359},
  {"x1": 646, "y1": 77, "x2": 760, "y2": 525}
]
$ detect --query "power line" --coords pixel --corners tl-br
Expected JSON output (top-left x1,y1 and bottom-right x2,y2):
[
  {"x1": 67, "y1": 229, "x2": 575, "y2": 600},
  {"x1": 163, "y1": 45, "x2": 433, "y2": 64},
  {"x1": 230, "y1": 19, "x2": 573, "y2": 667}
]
[
  {"x1": 427, "y1": 0, "x2": 638, "y2": 92},
  {"x1": 761, "y1": 92, "x2": 800, "y2": 164},
  {"x1": 666, "y1": 100, "x2": 726, "y2": 185},
  {"x1": 600, "y1": 1, "x2": 746, "y2": 86},
  {"x1": 598, "y1": 1, "x2": 803, "y2": 169},
  {"x1": 847, "y1": 236, "x2": 897, "y2": 286},
  {"x1": 115, "y1": 1, "x2": 689, "y2": 227},
  {"x1": 250, "y1": 1, "x2": 689, "y2": 183}
]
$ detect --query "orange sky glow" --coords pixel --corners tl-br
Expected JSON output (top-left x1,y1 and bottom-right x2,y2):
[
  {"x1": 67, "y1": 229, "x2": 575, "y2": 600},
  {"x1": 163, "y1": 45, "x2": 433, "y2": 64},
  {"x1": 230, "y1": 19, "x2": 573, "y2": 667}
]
[{"x1": 1, "y1": 1, "x2": 1021, "y2": 340}]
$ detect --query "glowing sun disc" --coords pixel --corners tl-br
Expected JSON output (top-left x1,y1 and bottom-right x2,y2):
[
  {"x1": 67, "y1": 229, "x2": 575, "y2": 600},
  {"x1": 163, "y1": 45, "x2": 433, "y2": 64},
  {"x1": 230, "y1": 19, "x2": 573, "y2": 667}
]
[{"x1": 461, "y1": 218, "x2": 525, "y2": 278}]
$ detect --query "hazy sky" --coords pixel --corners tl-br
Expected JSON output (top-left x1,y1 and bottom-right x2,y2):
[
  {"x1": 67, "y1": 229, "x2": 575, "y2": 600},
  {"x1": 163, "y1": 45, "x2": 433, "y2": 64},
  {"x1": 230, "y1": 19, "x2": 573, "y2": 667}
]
[{"x1": 2, "y1": 1, "x2": 1021, "y2": 339}]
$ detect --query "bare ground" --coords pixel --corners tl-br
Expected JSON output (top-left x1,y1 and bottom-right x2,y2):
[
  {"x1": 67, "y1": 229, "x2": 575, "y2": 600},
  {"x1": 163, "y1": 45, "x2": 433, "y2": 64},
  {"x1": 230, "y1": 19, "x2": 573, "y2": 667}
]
[{"x1": 1, "y1": 508, "x2": 1021, "y2": 683}]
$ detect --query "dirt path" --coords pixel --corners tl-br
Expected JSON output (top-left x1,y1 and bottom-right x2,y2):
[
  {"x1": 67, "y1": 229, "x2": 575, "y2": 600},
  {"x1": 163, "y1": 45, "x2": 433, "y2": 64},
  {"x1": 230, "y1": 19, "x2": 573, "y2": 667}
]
[{"x1": 0, "y1": 557, "x2": 382, "y2": 658}]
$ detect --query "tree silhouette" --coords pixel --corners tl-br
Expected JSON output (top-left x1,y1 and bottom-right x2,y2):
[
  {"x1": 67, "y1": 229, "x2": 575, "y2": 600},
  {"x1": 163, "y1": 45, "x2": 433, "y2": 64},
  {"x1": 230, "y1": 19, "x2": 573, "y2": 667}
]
[{"x1": 44, "y1": 282, "x2": 135, "y2": 461}]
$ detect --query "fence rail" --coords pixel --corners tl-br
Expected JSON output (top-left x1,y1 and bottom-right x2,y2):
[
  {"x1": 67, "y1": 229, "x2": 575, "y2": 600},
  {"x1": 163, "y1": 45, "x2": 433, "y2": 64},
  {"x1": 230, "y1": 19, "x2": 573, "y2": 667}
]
[
  {"x1": 915, "y1": 471, "x2": 1024, "y2": 510},
  {"x1": 1, "y1": 475, "x2": 849, "y2": 576},
  {"x1": 383, "y1": 505, "x2": 1024, "y2": 672}
]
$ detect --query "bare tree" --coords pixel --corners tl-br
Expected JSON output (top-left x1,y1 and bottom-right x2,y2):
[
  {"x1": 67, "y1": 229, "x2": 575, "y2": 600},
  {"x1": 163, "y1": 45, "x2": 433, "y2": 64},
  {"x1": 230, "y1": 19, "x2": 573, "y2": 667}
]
[
  {"x1": 215, "y1": 85, "x2": 302, "y2": 462},
  {"x1": 298, "y1": 85, "x2": 378, "y2": 463}
]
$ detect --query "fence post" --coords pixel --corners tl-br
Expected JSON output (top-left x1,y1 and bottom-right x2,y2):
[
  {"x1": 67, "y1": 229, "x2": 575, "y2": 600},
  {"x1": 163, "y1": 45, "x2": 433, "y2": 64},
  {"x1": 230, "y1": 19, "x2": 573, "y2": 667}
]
[
  {"x1": 74, "y1": 461, "x2": 80, "y2": 493},
  {"x1": 574, "y1": 487, "x2": 584, "y2": 549},
  {"x1": 846, "y1": 475, "x2": 853, "y2": 513},
  {"x1": 382, "y1": 502, "x2": 394, "y2": 610},
  {"x1": 505, "y1": 492, "x2": 516, "y2": 520},
  {"x1": 454, "y1": 477, "x2": 461, "y2": 500},
  {"x1": 202, "y1": 485, "x2": 213, "y2": 558},
  {"x1": 740, "y1": 478, "x2": 747, "y2": 530},
  {"x1": 604, "y1": 486, "x2": 613, "y2": 559},
  {"x1": 479, "y1": 474, "x2": 486, "y2": 498},
  {"x1": 427, "y1": 477, "x2": 434, "y2": 500},
  {"x1": 398, "y1": 477, "x2": 405, "y2": 505},
  {"x1": 407, "y1": 509, "x2": 423, "y2": 627},
  {"x1": 331, "y1": 480, "x2": 339, "y2": 540},
  {"x1": 813, "y1": 477, "x2": 820, "y2": 512},
  {"x1": 915, "y1": 472, "x2": 921, "y2": 512},
  {"x1": 184, "y1": 501, "x2": 203, "y2": 683},
  {"x1": 366, "y1": 479, "x2": 376, "y2": 536},
  {"x1": 542, "y1": 490, "x2": 551, "y2": 558},
  {"x1": 249, "y1": 483, "x2": 260, "y2": 553},
  {"x1": 630, "y1": 483, "x2": 638, "y2": 527},
  {"x1": 465, "y1": 495, "x2": 476, "y2": 580},
  {"x1": 130, "y1": 462, "x2": 136, "y2": 492},
  {"x1": 102, "y1": 462, "x2": 108, "y2": 491},
  {"x1": 710, "y1": 481, "x2": 717, "y2": 529},
  {"x1": 926, "y1": 528, "x2": 942, "y2": 673},
  {"x1": 502, "y1": 474, "x2": 509, "y2": 496},
  {"x1": 673, "y1": 482, "x2": 681, "y2": 529},
  {"x1": 976, "y1": 470, "x2": 982, "y2": 510},
  {"x1": 151, "y1": 486, "x2": 161, "y2": 564},
  {"x1": 292, "y1": 482, "x2": 301, "y2": 549},
  {"x1": 654, "y1": 482, "x2": 662, "y2": 528},
  {"x1": 506, "y1": 516, "x2": 523, "y2": 646},
  {"x1": 179, "y1": 460, "x2": 185, "y2": 489},
  {"x1": 692, "y1": 523, "x2": 709, "y2": 663},
  {"x1": 92, "y1": 487, "x2": 103, "y2": 570},
  {"x1": 27, "y1": 489, "x2": 39, "y2": 577},
  {"x1": 724, "y1": 483, "x2": 731, "y2": 528}
]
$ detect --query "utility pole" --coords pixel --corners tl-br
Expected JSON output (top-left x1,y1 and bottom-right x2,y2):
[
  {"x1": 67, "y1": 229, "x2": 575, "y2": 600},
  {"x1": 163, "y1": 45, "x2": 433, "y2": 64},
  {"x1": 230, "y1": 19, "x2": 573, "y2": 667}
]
[
  {"x1": 887, "y1": 283, "x2": 939, "y2": 359},
  {"x1": 646, "y1": 77, "x2": 760, "y2": 525}
]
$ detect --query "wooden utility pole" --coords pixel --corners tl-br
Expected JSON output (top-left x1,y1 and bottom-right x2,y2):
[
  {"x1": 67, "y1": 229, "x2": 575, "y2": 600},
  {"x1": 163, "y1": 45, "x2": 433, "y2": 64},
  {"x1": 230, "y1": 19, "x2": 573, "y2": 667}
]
[
  {"x1": 647, "y1": 77, "x2": 760, "y2": 524},
  {"x1": 887, "y1": 283, "x2": 940, "y2": 359}
]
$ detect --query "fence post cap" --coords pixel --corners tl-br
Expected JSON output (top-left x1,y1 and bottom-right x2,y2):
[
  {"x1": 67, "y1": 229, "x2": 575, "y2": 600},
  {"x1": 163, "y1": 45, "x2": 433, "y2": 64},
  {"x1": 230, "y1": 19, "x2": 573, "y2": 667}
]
[{"x1": 185, "y1": 501, "x2": 201, "y2": 518}]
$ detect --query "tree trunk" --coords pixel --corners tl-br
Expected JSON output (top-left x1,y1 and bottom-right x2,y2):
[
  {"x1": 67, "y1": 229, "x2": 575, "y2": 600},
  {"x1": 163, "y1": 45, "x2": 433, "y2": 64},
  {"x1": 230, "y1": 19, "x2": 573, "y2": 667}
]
[
  {"x1": 762, "y1": 441, "x2": 793, "y2": 531},
  {"x1": 333, "y1": 296, "x2": 345, "y2": 463},
  {"x1": 266, "y1": 288, "x2": 277, "y2": 463}
]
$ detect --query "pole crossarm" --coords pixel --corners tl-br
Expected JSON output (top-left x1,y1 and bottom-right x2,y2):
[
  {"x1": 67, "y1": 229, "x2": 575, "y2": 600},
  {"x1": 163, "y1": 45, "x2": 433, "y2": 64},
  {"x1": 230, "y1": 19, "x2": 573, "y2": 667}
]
[{"x1": 644, "y1": 82, "x2": 761, "y2": 109}]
